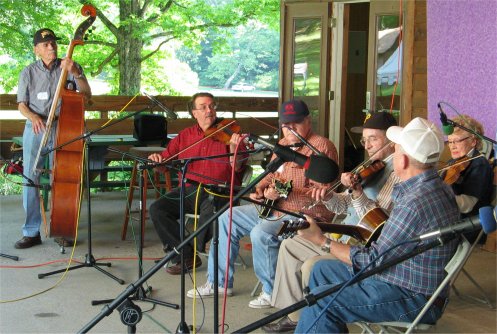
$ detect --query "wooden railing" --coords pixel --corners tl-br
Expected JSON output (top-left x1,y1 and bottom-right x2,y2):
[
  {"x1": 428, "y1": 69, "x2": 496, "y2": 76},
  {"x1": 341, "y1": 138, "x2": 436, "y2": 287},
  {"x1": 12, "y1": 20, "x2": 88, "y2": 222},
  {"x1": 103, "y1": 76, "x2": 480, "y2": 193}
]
[{"x1": 0, "y1": 94, "x2": 279, "y2": 159}]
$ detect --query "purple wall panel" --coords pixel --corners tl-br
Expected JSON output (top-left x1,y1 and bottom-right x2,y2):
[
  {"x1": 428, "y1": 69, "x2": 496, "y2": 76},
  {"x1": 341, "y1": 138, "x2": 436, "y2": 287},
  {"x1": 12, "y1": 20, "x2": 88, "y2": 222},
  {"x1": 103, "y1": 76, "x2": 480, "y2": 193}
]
[{"x1": 427, "y1": 0, "x2": 497, "y2": 139}]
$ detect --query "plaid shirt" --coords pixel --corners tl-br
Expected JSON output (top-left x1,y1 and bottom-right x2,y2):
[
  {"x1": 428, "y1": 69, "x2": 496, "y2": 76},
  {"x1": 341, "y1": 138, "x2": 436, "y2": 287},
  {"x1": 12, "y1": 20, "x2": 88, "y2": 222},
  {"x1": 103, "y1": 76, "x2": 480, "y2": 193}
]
[
  {"x1": 350, "y1": 169, "x2": 460, "y2": 295},
  {"x1": 258, "y1": 133, "x2": 338, "y2": 221}
]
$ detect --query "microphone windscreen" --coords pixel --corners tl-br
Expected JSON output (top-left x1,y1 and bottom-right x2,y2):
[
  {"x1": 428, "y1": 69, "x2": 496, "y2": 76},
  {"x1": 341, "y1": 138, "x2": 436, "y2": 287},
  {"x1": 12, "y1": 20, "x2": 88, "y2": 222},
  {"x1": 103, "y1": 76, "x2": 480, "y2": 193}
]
[
  {"x1": 479, "y1": 206, "x2": 497, "y2": 234},
  {"x1": 305, "y1": 155, "x2": 339, "y2": 183},
  {"x1": 442, "y1": 124, "x2": 454, "y2": 135}
]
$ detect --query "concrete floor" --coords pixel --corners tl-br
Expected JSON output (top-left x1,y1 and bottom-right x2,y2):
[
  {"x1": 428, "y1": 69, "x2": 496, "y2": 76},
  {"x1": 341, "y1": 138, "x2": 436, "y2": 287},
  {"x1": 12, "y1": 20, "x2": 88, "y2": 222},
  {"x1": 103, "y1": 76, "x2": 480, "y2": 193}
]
[{"x1": 1, "y1": 191, "x2": 496, "y2": 333}]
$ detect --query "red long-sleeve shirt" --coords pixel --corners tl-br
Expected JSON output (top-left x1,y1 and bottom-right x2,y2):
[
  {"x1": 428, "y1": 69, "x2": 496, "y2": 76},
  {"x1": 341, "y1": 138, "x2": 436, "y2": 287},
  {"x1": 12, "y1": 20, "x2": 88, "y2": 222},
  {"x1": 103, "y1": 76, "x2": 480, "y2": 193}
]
[{"x1": 160, "y1": 122, "x2": 246, "y2": 186}]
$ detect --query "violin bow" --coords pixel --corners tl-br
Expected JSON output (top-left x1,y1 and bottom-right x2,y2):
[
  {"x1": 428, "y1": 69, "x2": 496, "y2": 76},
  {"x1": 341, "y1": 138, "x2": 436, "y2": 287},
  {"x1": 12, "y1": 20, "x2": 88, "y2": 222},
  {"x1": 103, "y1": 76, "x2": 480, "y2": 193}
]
[
  {"x1": 156, "y1": 120, "x2": 238, "y2": 166},
  {"x1": 438, "y1": 153, "x2": 484, "y2": 174}
]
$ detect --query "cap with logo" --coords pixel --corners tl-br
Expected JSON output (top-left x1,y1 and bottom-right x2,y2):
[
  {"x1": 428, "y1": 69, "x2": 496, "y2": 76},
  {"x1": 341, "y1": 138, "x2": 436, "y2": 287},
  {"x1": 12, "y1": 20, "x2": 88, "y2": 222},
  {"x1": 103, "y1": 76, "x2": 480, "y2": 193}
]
[
  {"x1": 351, "y1": 111, "x2": 398, "y2": 133},
  {"x1": 33, "y1": 28, "x2": 60, "y2": 46},
  {"x1": 279, "y1": 100, "x2": 310, "y2": 124},
  {"x1": 386, "y1": 117, "x2": 444, "y2": 163}
]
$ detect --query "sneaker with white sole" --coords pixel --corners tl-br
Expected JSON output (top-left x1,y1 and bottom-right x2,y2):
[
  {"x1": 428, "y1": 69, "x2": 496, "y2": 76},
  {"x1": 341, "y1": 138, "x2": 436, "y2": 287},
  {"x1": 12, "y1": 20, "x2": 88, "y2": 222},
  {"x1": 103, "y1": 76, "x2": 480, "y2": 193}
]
[
  {"x1": 248, "y1": 291, "x2": 272, "y2": 309},
  {"x1": 187, "y1": 281, "x2": 233, "y2": 298}
]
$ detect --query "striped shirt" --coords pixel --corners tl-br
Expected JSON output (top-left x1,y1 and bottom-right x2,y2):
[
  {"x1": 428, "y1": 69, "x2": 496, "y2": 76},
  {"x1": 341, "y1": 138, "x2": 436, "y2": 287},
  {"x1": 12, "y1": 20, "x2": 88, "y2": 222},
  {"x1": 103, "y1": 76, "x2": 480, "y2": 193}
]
[
  {"x1": 350, "y1": 169, "x2": 460, "y2": 296},
  {"x1": 324, "y1": 170, "x2": 400, "y2": 219}
]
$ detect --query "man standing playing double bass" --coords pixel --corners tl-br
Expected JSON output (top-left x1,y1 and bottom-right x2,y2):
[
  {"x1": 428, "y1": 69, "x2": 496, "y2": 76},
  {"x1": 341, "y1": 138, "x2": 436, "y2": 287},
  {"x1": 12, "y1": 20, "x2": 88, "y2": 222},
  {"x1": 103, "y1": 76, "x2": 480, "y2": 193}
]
[{"x1": 15, "y1": 28, "x2": 91, "y2": 249}]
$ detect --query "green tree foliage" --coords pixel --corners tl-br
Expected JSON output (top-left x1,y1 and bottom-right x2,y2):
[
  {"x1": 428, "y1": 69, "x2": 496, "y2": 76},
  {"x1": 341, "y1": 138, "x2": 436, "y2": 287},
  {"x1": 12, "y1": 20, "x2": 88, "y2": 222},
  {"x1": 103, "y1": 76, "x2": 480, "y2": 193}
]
[
  {"x1": 0, "y1": 0, "x2": 279, "y2": 95},
  {"x1": 177, "y1": 22, "x2": 279, "y2": 90}
]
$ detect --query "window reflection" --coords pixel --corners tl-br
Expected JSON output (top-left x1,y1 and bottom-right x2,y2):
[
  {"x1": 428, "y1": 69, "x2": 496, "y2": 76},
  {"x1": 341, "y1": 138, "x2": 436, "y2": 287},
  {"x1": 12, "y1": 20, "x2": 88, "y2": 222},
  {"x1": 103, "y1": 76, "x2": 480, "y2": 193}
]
[
  {"x1": 293, "y1": 18, "x2": 321, "y2": 97},
  {"x1": 375, "y1": 15, "x2": 402, "y2": 119}
]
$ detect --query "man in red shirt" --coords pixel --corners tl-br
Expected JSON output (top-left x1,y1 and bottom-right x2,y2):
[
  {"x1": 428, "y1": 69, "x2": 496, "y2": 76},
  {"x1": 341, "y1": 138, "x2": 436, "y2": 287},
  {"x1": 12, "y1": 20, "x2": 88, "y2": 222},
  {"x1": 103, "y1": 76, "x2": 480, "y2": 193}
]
[{"x1": 148, "y1": 92, "x2": 247, "y2": 274}]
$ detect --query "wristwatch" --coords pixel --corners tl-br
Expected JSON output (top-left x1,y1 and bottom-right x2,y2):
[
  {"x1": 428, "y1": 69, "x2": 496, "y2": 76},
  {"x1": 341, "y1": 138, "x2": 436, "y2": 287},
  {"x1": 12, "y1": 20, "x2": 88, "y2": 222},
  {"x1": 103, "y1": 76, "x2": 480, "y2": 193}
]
[{"x1": 321, "y1": 237, "x2": 332, "y2": 253}]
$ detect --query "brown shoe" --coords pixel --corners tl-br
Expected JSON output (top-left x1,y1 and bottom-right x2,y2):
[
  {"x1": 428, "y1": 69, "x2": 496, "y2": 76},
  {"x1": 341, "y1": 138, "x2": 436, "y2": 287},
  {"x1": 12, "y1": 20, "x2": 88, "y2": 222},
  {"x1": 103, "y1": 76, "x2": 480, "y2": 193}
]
[
  {"x1": 166, "y1": 255, "x2": 202, "y2": 275},
  {"x1": 54, "y1": 238, "x2": 74, "y2": 247},
  {"x1": 262, "y1": 316, "x2": 297, "y2": 333},
  {"x1": 14, "y1": 234, "x2": 42, "y2": 249}
]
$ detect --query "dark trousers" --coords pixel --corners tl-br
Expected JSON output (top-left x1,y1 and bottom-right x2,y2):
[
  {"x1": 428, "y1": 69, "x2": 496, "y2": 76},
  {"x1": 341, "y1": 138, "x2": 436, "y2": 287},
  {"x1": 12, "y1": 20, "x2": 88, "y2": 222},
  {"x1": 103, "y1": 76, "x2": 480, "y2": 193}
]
[{"x1": 149, "y1": 186, "x2": 225, "y2": 263}]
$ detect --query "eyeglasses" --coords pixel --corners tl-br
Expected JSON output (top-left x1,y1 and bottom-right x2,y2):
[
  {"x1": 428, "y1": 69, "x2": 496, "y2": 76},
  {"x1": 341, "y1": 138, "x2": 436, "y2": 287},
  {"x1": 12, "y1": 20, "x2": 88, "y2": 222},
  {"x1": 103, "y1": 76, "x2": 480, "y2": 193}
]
[
  {"x1": 360, "y1": 136, "x2": 380, "y2": 146},
  {"x1": 193, "y1": 103, "x2": 218, "y2": 112},
  {"x1": 447, "y1": 136, "x2": 471, "y2": 145}
]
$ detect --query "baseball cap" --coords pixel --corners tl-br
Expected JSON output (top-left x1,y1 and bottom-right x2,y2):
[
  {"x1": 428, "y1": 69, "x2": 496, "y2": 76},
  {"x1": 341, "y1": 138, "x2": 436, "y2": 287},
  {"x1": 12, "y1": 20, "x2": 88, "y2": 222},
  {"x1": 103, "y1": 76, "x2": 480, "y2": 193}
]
[
  {"x1": 279, "y1": 100, "x2": 310, "y2": 124},
  {"x1": 386, "y1": 117, "x2": 444, "y2": 163},
  {"x1": 33, "y1": 28, "x2": 60, "y2": 46},
  {"x1": 351, "y1": 111, "x2": 397, "y2": 133}
]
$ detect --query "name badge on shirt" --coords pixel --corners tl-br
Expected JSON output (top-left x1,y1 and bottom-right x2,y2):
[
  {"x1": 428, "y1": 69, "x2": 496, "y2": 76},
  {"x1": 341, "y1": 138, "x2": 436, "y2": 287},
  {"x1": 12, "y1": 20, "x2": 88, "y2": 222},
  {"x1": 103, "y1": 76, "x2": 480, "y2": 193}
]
[{"x1": 37, "y1": 92, "x2": 49, "y2": 100}]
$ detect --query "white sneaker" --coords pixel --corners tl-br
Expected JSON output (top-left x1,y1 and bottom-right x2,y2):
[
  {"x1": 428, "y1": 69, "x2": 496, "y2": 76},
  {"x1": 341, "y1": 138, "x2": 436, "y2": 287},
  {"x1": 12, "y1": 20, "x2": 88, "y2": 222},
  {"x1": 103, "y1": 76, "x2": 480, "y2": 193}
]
[
  {"x1": 248, "y1": 292, "x2": 272, "y2": 309},
  {"x1": 187, "y1": 281, "x2": 233, "y2": 298}
]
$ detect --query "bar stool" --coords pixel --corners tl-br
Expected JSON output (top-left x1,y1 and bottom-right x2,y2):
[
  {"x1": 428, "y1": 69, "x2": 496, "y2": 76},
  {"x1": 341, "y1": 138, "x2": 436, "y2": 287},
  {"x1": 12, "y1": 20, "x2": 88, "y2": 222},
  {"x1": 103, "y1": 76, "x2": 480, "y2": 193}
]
[{"x1": 122, "y1": 146, "x2": 172, "y2": 245}]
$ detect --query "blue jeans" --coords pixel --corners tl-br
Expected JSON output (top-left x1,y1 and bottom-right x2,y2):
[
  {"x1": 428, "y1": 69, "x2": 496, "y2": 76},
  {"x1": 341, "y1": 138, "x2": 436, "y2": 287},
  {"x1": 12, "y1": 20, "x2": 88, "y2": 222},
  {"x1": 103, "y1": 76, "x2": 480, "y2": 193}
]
[
  {"x1": 22, "y1": 121, "x2": 54, "y2": 237},
  {"x1": 296, "y1": 260, "x2": 443, "y2": 333},
  {"x1": 207, "y1": 204, "x2": 287, "y2": 295}
]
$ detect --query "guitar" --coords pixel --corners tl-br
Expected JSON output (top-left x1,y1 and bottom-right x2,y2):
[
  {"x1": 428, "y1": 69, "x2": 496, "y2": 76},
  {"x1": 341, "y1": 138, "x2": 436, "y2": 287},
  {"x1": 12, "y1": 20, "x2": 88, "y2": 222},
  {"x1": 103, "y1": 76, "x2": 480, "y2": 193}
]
[
  {"x1": 277, "y1": 207, "x2": 388, "y2": 246},
  {"x1": 258, "y1": 179, "x2": 293, "y2": 219}
]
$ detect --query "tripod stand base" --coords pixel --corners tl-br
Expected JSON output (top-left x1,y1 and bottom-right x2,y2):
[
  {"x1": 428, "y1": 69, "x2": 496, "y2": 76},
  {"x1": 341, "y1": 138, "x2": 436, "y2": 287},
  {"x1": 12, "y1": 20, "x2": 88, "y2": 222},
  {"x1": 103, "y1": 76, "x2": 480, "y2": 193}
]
[
  {"x1": 0, "y1": 253, "x2": 19, "y2": 261},
  {"x1": 92, "y1": 285, "x2": 179, "y2": 309},
  {"x1": 38, "y1": 253, "x2": 125, "y2": 284}
]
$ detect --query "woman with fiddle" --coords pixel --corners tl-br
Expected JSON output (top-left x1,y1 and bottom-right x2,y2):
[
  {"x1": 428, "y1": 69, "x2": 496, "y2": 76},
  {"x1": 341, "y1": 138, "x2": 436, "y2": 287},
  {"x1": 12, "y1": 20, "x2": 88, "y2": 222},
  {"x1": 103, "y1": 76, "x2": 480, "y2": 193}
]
[
  {"x1": 441, "y1": 115, "x2": 493, "y2": 243},
  {"x1": 265, "y1": 111, "x2": 400, "y2": 333},
  {"x1": 147, "y1": 92, "x2": 248, "y2": 275}
]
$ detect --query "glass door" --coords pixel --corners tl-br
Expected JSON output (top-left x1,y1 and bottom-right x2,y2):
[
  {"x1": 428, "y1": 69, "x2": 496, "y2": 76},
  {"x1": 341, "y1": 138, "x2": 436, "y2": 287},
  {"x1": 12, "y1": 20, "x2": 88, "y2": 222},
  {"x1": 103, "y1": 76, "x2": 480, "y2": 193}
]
[
  {"x1": 280, "y1": 1, "x2": 332, "y2": 136},
  {"x1": 367, "y1": 0, "x2": 403, "y2": 122}
]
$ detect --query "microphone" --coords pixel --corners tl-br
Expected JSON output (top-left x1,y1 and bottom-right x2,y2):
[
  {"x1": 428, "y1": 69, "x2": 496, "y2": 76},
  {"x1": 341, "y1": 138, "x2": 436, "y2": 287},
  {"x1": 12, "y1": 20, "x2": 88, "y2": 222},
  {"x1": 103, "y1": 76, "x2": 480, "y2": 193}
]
[
  {"x1": 437, "y1": 103, "x2": 454, "y2": 135},
  {"x1": 413, "y1": 206, "x2": 497, "y2": 242},
  {"x1": 247, "y1": 134, "x2": 339, "y2": 183},
  {"x1": 281, "y1": 125, "x2": 325, "y2": 156},
  {"x1": 143, "y1": 92, "x2": 178, "y2": 120}
]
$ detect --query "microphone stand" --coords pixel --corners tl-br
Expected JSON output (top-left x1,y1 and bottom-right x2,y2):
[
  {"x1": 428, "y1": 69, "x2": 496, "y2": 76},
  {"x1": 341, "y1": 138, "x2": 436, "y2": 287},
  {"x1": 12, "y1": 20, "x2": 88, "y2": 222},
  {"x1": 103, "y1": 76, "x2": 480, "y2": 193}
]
[
  {"x1": 158, "y1": 149, "x2": 265, "y2": 334},
  {"x1": 38, "y1": 107, "x2": 155, "y2": 286},
  {"x1": 91, "y1": 153, "x2": 180, "y2": 315},
  {"x1": 233, "y1": 234, "x2": 459, "y2": 333},
  {"x1": 446, "y1": 120, "x2": 497, "y2": 145},
  {"x1": 79, "y1": 156, "x2": 286, "y2": 333}
]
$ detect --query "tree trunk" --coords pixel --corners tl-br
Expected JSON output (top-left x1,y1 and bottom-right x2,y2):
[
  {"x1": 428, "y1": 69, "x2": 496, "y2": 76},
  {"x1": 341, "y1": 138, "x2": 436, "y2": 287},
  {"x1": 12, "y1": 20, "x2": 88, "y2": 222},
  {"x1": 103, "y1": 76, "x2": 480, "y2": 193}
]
[
  {"x1": 118, "y1": 0, "x2": 142, "y2": 95},
  {"x1": 223, "y1": 63, "x2": 242, "y2": 89}
]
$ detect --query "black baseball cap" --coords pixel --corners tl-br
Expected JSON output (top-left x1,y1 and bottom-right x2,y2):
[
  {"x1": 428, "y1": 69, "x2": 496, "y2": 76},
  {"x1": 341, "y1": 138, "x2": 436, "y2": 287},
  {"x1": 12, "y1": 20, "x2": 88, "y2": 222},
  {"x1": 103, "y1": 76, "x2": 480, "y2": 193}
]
[
  {"x1": 279, "y1": 100, "x2": 310, "y2": 124},
  {"x1": 33, "y1": 28, "x2": 60, "y2": 46},
  {"x1": 351, "y1": 111, "x2": 397, "y2": 133}
]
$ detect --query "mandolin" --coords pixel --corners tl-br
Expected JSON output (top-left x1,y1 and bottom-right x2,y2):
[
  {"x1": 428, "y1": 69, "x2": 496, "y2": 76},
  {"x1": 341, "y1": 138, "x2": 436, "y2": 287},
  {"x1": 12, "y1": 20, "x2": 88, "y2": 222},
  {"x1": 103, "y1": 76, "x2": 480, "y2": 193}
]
[{"x1": 258, "y1": 178, "x2": 293, "y2": 219}]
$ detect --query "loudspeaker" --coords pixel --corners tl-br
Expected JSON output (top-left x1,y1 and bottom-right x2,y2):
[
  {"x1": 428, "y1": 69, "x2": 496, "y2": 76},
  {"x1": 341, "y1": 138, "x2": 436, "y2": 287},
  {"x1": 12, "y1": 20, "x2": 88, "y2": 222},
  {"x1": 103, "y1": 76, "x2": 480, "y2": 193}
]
[{"x1": 133, "y1": 114, "x2": 167, "y2": 142}]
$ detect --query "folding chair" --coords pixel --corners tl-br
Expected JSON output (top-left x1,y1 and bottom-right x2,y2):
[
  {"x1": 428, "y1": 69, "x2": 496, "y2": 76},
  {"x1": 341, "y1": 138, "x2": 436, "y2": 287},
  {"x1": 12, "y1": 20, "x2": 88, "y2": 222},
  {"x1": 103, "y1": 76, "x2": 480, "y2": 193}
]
[
  {"x1": 451, "y1": 230, "x2": 495, "y2": 309},
  {"x1": 355, "y1": 236, "x2": 472, "y2": 334}
]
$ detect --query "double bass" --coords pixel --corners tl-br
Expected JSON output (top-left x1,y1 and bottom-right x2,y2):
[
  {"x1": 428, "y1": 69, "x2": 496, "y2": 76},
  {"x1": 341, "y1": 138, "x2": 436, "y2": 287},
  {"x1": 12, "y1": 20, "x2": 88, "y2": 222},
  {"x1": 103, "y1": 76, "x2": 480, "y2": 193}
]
[{"x1": 33, "y1": 5, "x2": 97, "y2": 238}]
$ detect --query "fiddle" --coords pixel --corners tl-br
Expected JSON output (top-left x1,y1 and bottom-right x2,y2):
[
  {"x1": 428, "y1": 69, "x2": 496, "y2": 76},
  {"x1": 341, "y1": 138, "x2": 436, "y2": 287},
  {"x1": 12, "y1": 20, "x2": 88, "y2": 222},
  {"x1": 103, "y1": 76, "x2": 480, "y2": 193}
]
[
  {"x1": 305, "y1": 156, "x2": 389, "y2": 210},
  {"x1": 204, "y1": 118, "x2": 241, "y2": 144},
  {"x1": 353, "y1": 160, "x2": 386, "y2": 184},
  {"x1": 440, "y1": 155, "x2": 472, "y2": 185}
]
